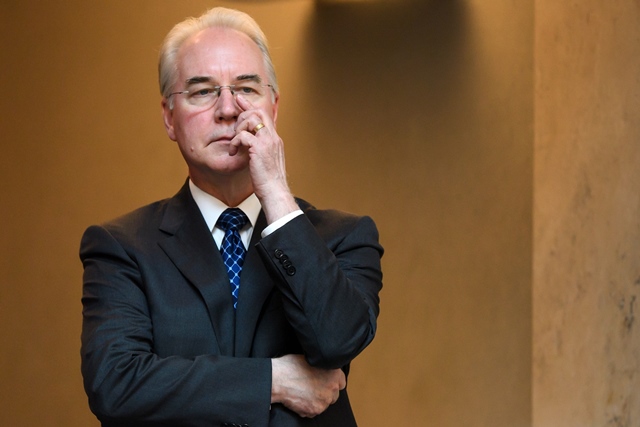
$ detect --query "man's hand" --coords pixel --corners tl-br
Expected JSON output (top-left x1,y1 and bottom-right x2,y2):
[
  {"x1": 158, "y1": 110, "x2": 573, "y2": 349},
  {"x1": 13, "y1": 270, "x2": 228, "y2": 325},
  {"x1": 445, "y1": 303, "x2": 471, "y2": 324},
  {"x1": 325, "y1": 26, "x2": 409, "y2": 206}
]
[
  {"x1": 271, "y1": 355, "x2": 346, "y2": 418},
  {"x1": 230, "y1": 95, "x2": 299, "y2": 224}
]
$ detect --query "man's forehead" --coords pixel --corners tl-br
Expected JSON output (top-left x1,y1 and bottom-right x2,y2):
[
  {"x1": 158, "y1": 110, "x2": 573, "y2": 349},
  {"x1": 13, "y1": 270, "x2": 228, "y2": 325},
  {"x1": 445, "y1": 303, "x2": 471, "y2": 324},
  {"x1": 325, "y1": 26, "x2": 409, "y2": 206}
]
[
  {"x1": 180, "y1": 26, "x2": 259, "y2": 57},
  {"x1": 176, "y1": 27, "x2": 265, "y2": 79}
]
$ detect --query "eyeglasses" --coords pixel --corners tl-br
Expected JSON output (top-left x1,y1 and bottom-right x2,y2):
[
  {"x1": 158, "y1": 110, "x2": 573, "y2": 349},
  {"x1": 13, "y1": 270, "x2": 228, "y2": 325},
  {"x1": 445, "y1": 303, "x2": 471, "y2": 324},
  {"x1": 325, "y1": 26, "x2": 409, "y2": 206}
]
[{"x1": 167, "y1": 83, "x2": 274, "y2": 109}]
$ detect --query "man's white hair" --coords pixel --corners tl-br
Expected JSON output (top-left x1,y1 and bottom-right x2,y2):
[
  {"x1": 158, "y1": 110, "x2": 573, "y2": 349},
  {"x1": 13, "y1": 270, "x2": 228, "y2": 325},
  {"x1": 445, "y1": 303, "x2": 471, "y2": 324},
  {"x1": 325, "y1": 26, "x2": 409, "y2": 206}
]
[{"x1": 158, "y1": 7, "x2": 279, "y2": 100}]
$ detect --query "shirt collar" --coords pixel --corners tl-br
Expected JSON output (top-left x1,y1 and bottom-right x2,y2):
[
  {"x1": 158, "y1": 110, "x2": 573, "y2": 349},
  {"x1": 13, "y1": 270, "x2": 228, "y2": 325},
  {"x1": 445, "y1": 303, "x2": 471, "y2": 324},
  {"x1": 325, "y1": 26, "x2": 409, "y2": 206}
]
[{"x1": 189, "y1": 179, "x2": 261, "y2": 232}]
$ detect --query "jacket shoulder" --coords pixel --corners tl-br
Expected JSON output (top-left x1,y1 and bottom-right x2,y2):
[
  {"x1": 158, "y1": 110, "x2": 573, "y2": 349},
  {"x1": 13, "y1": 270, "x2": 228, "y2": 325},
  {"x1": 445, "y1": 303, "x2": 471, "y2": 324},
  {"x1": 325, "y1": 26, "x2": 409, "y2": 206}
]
[
  {"x1": 99, "y1": 198, "x2": 171, "y2": 235},
  {"x1": 294, "y1": 197, "x2": 380, "y2": 239}
]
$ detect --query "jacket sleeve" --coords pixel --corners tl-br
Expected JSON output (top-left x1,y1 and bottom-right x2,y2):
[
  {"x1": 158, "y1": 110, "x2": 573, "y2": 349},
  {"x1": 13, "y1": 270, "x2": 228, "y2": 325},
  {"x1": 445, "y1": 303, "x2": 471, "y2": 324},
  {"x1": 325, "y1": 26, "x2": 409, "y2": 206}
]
[
  {"x1": 255, "y1": 212, "x2": 384, "y2": 369},
  {"x1": 80, "y1": 224, "x2": 271, "y2": 426}
]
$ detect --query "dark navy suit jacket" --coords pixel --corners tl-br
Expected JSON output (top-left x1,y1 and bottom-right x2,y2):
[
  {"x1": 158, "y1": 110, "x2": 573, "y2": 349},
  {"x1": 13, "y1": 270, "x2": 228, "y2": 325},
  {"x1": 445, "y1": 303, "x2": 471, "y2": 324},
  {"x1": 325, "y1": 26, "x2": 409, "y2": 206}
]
[{"x1": 80, "y1": 182, "x2": 383, "y2": 426}]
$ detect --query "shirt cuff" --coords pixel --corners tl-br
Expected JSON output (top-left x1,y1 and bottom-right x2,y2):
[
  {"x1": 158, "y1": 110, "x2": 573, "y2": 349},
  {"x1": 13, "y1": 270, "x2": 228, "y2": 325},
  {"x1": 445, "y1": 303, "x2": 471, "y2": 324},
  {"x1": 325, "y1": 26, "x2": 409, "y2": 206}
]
[{"x1": 261, "y1": 210, "x2": 304, "y2": 238}]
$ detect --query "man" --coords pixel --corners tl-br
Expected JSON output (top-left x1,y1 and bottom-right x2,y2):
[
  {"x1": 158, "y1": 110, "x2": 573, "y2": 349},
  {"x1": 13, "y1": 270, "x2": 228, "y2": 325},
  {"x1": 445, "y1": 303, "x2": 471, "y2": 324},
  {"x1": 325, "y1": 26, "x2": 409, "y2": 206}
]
[{"x1": 80, "y1": 7, "x2": 383, "y2": 427}]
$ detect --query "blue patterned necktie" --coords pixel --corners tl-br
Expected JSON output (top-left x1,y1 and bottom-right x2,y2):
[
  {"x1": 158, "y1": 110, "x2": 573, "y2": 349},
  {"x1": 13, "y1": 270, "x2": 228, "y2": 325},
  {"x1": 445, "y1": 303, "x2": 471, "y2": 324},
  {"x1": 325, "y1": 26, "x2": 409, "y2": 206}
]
[{"x1": 216, "y1": 208, "x2": 249, "y2": 309}]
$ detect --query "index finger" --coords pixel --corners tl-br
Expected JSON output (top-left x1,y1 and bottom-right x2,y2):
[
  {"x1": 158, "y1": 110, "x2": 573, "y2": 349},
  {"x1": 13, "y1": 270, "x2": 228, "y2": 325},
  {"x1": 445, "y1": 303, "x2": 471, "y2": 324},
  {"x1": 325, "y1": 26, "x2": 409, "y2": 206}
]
[{"x1": 235, "y1": 94, "x2": 254, "y2": 111}]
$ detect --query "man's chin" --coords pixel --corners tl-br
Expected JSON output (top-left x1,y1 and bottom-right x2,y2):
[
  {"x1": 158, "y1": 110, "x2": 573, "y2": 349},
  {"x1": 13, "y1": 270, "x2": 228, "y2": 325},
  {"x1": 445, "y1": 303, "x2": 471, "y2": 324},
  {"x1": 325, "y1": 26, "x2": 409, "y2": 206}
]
[{"x1": 214, "y1": 156, "x2": 250, "y2": 174}]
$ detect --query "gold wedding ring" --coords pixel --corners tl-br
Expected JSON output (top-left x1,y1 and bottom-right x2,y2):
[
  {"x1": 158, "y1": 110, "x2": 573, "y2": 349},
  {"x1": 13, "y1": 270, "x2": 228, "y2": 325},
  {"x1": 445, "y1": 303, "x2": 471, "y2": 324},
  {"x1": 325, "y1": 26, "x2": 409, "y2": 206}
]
[{"x1": 253, "y1": 123, "x2": 265, "y2": 134}]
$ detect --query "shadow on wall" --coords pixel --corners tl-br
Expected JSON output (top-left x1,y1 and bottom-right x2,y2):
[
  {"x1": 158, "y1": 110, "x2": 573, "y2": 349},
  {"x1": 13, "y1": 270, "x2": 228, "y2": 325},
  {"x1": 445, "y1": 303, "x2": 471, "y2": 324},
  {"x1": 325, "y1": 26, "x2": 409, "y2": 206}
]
[
  {"x1": 297, "y1": 0, "x2": 470, "y2": 192},
  {"x1": 306, "y1": 0, "x2": 468, "y2": 134}
]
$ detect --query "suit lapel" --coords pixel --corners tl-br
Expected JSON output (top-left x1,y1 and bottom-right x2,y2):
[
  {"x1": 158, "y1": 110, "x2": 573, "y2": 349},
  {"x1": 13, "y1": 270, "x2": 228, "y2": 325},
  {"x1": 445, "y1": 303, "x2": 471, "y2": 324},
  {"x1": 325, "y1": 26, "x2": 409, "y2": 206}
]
[
  {"x1": 157, "y1": 183, "x2": 236, "y2": 355},
  {"x1": 234, "y1": 211, "x2": 275, "y2": 356}
]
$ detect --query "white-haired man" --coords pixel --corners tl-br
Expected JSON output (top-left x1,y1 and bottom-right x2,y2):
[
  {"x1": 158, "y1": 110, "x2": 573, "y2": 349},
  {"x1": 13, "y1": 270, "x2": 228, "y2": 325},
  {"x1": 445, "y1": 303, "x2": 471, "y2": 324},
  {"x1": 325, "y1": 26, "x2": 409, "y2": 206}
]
[{"x1": 80, "y1": 7, "x2": 383, "y2": 427}]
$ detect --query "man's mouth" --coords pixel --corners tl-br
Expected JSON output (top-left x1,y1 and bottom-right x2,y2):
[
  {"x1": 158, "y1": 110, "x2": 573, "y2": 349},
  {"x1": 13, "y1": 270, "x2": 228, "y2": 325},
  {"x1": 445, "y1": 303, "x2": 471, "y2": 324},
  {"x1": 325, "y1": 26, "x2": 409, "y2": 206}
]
[{"x1": 211, "y1": 133, "x2": 236, "y2": 144}]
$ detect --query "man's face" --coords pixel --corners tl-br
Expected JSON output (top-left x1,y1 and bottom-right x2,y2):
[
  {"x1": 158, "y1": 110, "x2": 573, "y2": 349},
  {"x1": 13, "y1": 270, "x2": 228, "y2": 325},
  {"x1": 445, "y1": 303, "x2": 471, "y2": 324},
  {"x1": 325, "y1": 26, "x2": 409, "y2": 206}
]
[{"x1": 162, "y1": 27, "x2": 279, "y2": 179}]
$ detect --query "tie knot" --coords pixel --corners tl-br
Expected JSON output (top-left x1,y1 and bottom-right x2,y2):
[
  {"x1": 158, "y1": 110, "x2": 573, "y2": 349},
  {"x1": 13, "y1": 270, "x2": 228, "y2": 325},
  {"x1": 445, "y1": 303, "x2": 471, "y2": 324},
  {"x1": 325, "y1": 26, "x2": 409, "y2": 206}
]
[{"x1": 217, "y1": 208, "x2": 249, "y2": 232}]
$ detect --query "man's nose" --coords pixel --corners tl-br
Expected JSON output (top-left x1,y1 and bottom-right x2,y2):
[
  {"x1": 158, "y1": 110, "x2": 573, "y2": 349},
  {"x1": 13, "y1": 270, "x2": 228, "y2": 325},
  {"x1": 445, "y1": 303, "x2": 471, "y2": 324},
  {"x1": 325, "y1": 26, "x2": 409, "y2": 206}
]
[{"x1": 215, "y1": 87, "x2": 240, "y2": 121}]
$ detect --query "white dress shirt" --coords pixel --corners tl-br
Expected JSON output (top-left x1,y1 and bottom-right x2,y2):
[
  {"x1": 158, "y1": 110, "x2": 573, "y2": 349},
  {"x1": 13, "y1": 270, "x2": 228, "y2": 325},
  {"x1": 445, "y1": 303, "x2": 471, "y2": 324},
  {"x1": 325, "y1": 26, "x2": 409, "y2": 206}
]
[{"x1": 189, "y1": 180, "x2": 302, "y2": 249}]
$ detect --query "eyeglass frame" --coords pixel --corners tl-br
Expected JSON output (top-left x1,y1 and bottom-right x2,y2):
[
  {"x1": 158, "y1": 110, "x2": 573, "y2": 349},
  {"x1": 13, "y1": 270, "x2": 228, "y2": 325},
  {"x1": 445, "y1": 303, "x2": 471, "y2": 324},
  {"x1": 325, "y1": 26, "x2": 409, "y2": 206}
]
[{"x1": 166, "y1": 83, "x2": 275, "y2": 109}]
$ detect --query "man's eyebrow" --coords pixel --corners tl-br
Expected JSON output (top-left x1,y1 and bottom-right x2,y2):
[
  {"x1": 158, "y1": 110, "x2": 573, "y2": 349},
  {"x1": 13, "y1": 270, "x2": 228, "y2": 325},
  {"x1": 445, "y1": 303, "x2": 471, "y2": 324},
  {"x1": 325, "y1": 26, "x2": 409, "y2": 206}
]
[
  {"x1": 236, "y1": 74, "x2": 262, "y2": 83},
  {"x1": 185, "y1": 76, "x2": 213, "y2": 86},
  {"x1": 183, "y1": 74, "x2": 262, "y2": 86}
]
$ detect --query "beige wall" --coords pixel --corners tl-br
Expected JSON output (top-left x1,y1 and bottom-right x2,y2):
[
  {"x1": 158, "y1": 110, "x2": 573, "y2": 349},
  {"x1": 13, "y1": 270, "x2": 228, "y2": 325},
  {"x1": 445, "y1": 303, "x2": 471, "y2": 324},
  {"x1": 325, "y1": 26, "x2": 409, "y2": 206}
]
[
  {"x1": 0, "y1": 0, "x2": 636, "y2": 426},
  {"x1": 533, "y1": 0, "x2": 640, "y2": 426}
]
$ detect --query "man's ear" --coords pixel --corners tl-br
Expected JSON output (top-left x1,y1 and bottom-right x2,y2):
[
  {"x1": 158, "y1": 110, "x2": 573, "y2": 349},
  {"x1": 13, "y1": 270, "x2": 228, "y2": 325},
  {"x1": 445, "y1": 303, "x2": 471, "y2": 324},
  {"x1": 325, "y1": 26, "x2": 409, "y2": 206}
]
[
  {"x1": 161, "y1": 99, "x2": 177, "y2": 141},
  {"x1": 271, "y1": 92, "x2": 280, "y2": 125}
]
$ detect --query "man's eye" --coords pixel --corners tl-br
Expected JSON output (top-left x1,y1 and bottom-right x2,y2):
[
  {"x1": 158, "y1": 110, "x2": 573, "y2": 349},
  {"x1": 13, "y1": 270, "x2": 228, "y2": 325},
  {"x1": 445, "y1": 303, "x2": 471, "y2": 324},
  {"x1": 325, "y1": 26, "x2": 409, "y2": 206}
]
[
  {"x1": 237, "y1": 86, "x2": 257, "y2": 94},
  {"x1": 192, "y1": 88, "x2": 214, "y2": 97}
]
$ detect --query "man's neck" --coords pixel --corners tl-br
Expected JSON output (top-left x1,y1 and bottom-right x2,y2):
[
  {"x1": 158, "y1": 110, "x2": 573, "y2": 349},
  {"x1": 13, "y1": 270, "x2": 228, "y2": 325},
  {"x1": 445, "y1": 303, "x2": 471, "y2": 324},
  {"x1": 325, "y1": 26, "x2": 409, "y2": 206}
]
[{"x1": 189, "y1": 172, "x2": 253, "y2": 208}]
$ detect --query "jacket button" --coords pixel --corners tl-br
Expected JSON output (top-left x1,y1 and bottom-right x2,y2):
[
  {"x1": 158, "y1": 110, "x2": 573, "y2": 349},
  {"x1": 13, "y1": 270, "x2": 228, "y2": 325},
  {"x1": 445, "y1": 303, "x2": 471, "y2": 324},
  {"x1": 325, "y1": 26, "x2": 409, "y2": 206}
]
[
  {"x1": 274, "y1": 249, "x2": 285, "y2": 259},
  {"x1": 286, "y1": 266, "x2": 296, "y2": 276}
]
